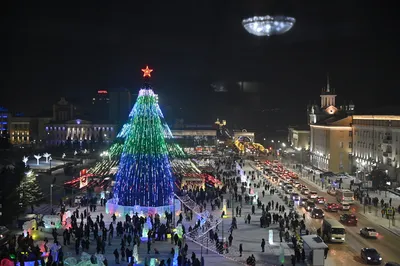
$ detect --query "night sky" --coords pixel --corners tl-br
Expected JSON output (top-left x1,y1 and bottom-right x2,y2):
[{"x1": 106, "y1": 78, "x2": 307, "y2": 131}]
[{"x1": 2, "y1": 1, "x2": 399, "y2": 128}]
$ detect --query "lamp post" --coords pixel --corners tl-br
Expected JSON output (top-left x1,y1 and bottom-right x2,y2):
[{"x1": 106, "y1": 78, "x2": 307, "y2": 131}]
[{"x1": 50, "y1": 184, "x2": 54, "y2": 214}]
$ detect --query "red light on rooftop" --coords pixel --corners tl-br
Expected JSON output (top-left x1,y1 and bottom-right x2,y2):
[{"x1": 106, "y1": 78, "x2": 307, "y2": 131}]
[{"x1": 98, "y1": 90, "x2": 108, "y2": 94}]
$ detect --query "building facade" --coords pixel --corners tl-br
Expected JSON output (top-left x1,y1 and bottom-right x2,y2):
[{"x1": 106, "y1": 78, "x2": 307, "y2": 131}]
[
  {"x1": 310, "y1": 117, "x2": 353, "y2": 173},
  {"x1": 45, "y1": 119, "x2": 116, "y2": 146},
  {"x1": 53, "y1": 97, "x2": 76, "y2": 121},
  {"x1": 92, "y1": 90, "x2": 110, "y2": 121},
  {"x1": 288, "y1": 127, "x2": 310, "y2": 150},
  {"x1": 307, "y1": 78, "x2": 354, "y2": 173},
  {"x1": 109, "y1": 89, "x2": 132, "y2": 126},
  {"x1": 352, "y1": 115, "x2": 400, "y2": 181},
  {"x1": 8, "y1": 116, "x2": 52, "y2": 145}
]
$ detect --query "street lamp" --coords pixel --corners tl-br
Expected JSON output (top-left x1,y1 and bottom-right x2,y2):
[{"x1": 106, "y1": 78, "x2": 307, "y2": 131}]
[{"x1": 50, "y1": 184, "x2": 54, "y2": 214}]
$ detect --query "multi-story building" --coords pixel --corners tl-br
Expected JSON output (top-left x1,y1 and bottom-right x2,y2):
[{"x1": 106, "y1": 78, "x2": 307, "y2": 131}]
[
  {"x1": 45, "y1": 119, "x2": 116, "y2": 146},
  {"x1": 53, "y1": 97, "x2": 75, "y2": 121},
  {"x1": 352, "y1": 115, "x2": 400, "y2": 181},
  {"x1": 92, "y1": 90, "x2": 110, "y2": 120},
  {"x1": 109, "y1": 89, "x2": 132, "y2": 127},
  {"x1": 288, "y1": 127, "x2": 310, "y2": 150},
  {"x1": 308, "y1": 77, "x2": 355, "y2": 173},
  {"x1": 0, "y1": 107, "x2": 8, "y2": 135},
  {"x1": 310, "y1": 116, "x2": 353, "y2": 173},
  {"x1": 8, "y1": 115, "x2": 52, "y2": 145}
]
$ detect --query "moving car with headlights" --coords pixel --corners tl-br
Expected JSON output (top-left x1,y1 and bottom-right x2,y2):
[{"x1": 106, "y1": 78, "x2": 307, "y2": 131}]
[
  {"x1": 291, "y1": 193, "x2": 300, "y2": 201},
  {"x1": 308, "y1": 191, "x2": 318, "y2": 199},
  {"x1": 361, "y1": 248, "x2": 382, "y2": 264},
  {"x1": 322, "y1": 218, "x2": 346, "y2": 243},
  {"x1": 311, "y1": 208, "x2": 324, "y2": 219},
  {"x1": 360, "y1": 227, "x2": 378, "y2": 238},
  {"x1": 293, "y1": 181, "x2": 300, "y2": 188},
  {"x1": 305, "y1": 200, "x2": 316, "y2": 212},
  {"x1": 340, "y1": 203, "x2": 350, "y2": 211},
  {"x1": 340, "y1": 214, "x2": 358, "y2": 225},
  {"x1": 301, "y1": 188, "x2": 310, "y2": 195},
  {"x1": 0, "y1": 226, "x2": 10, "y2": 246},
  {"x1": 315, "y1": 196, "x2": 325, "y2": 204},
  {"x1": 324, "y1": 202, "x2": 339, "y2": 212},
  {"x1": 284, "y1": 185, "x2": 294, "y2": 194},
  {"x1": 299, "y1": 198, "x2": 308, "y2": 207}
]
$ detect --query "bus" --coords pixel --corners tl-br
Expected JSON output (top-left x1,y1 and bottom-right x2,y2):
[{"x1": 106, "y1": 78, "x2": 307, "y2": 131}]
[
  {"x1": 336, "y1": 189, "x2": 354, "y2": 204},
  {"x1": 322, "y1": 218, "x2": 346, "y2": 243}
]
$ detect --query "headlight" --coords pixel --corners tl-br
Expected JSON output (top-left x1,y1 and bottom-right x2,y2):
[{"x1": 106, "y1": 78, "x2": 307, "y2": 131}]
[
  {"x1": 379, "y1": 258, "x2": 382, "y2": 260},
  {"x1": 341, "y1": 238, "x2": 344, "y2": 240},
  {"x1": 331, "y1": 237, "x2": 335, "y2": 240},
  {"x1": 367, "y1": 257, "x2": 371, "y2": 260}
]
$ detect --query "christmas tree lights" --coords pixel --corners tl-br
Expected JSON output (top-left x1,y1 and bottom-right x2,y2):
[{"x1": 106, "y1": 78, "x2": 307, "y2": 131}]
[{"x1": 112, "y1": 88, "x2": 174, "y2": 207}]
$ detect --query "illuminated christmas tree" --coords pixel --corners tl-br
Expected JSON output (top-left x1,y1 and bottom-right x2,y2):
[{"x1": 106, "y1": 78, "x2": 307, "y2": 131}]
[{"x1": 112, "y1": 66, "x2": 174, "y2": 207}]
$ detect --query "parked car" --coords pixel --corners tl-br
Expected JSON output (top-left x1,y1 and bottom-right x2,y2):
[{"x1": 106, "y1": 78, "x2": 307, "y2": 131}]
[
  {"x1": 311, "y1": 208, "x2": 325, "y2": 219},
  {"x1": 360, "y1": 248, "x2": 382, "y2": 264},
  {"x1": 340, "y1": 214, "x2": 358, "y2": 225},
  {"x1": 360, "y1": 227, "x2": 378, "y2": 238}
]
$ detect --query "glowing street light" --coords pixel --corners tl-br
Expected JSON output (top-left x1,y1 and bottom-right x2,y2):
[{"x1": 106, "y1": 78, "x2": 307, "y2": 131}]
[
  {"x1": 22, "y1": 156, "x2": 29, "y2": 166},
  {"x1": 34, "y1": 154, "x2": 42, "y2": 165},
  {"x1": 43, "y1": 152, "x2": 51, "y2": 163}
]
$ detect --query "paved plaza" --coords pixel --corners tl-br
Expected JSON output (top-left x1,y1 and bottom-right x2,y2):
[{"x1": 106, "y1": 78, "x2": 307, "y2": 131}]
[{"x1": 23, "y1": 160, "x2": 308, "y2": 266}]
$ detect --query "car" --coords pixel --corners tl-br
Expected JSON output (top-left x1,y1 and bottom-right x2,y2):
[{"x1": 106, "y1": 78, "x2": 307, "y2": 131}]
[
  {"x1": 293, "y1": 182, "x2": 300, "y2": 188},
  {"x1": 0, "y1": 226, "x2": 10, "y2": 246},
  {"x1": 385, "y1": 262, "x2": 400, "y2": 266},
  {"x1": 308, "y1": 191, "x2": 318, "y2": 199},
  {"x1": 291, "y1": 193, "x2": 300, "y2": 201},
  {"x1": 340, "y1": 214, "x2": 358, "y2": 225},
  {"x1": 311, "y1": 208, "x2": 324, "y2": 219},
  {"x1": 315, "y1": 196, "x2": 325, "y2": 204},
  {"x1": 301, "y1": 188, "x2": 310, "y2": 195},
  {"x1": 360, "y1": 227, "x2": 378, "y2": 238},
  {"x1": 299, "y1": 198, "x2": 308, "y2": 207},
  {"x1": 324, "y1": 202, "x2": 339, "y2": 212},
  {"x1": 305, "y1": 200, "x2": 316, "y2": 212},
  {"x1": 360, "y1": 248, "x2": 382, "y2": 264},
  {"x1": 340, "y1": 203, "x2": 351, "y2": 211},
  {"x1": 327, "y1": 187, "x2": 337, "y2": 195}
]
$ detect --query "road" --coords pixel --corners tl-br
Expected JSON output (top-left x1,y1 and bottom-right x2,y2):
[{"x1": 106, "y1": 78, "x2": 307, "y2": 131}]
[{"x1": 292, "y1": 170, "x2": 400, "y2": 264}]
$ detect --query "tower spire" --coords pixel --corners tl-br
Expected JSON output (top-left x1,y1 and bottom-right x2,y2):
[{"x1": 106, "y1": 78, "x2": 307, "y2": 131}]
[{"x1": 326, "y1": 73, "x2": 330, "y2": 93}]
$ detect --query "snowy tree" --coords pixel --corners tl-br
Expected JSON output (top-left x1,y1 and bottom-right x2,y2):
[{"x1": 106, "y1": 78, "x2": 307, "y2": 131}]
[{"x1": 18, "y1": 169, "x2": 44, "y2": 207}]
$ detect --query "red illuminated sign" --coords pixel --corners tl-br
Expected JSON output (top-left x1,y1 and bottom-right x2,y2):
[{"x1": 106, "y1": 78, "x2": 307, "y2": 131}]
[{"x1": 98, "y1": 90, "x2": 108, "y2": 94}]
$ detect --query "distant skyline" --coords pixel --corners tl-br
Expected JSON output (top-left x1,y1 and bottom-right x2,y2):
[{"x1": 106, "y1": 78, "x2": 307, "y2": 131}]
[{"x1": 2, "y1": 1, "x2": 398, "y2": 127}]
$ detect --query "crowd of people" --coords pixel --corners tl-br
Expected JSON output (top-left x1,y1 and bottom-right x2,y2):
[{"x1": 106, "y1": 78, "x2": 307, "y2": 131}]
[{"x1": 1, "y1": 157, "x2": 320, "y2": 266}]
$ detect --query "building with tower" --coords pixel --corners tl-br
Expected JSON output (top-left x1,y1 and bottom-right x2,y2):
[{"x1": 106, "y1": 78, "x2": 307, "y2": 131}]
[{"x1": 308, "y1": 77, "x2": 355, "y2": 173}]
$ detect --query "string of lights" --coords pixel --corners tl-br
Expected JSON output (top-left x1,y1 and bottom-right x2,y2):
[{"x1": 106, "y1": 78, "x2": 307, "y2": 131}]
[{"x1": 113, "y1": 88, "x2": 174, "y2": 207}]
